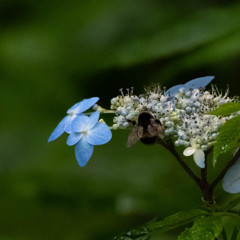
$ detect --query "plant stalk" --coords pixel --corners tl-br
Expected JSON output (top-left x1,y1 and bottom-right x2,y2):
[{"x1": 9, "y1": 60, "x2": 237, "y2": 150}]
[
  {"x1": 160, "y1": 140, "x2": 202, "y2": 188},
  {"x1": 160, "y1": 141, "x2": 240, "y2": 204}
]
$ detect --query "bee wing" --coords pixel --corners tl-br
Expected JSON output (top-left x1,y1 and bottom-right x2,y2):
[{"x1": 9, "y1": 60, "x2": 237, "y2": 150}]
[
  {"x1": 127, "y1": 126, "x2": 143, "y2": 147},
  {"x1": 148, "y1": 119, "x2": 164, "y2": 139}
]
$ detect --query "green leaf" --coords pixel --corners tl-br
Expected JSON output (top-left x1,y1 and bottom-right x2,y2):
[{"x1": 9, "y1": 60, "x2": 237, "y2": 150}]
[
  {"x1": 178, "y1": 216, "x2": 223, "y2": 240},
  {"x1": 224, "y1": 215, "x2": 240, "y2": 239},
  {"x1": 223, "y1": 195, "x2": 240, "y2": 211},
  {"x1": 21, "y1": 1, "x2": 240, "y2": 73},
  {"x1": 230, "y1": 215, "x2": 240, "y2": 231},
  {"x1": 148, "y1": 209, "x2": 208, "y2": 232},
  {"x1": 231, "y1": 226, "x2": 239, "y2": 240},
  {"x1": 114, "y1": 209, "x2": 208, "y2": 240},
  {"x1": 209, "y1": 102, "x2": 240, "y2": 117},
  {"x1": 217, "y1": 215, "x2": 240, "y2": 240},
  {"x1": 213, "y1": 115, "x2": 240, "y2": 166},
  {"x1": 221, "y1": 228, "x2": 228, "y2": 240},
  {"x1": 109, "y1": 2, "x2": 240, "y2": 68}
]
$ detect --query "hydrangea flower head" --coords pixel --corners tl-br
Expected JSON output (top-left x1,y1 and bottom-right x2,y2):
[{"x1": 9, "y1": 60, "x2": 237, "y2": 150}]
[
  {"x1": 67, "y1": 111, "x2": 112, "y2": 167},
  {"x1": 108, "y1": 76, "x2": 235, "y2": 168},
  {"x1": 48, "y1": 97, "x2": 99, "y2": 142}
]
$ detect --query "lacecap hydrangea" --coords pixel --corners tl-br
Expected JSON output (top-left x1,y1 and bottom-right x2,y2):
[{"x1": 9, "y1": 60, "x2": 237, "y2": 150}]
[
  {"x1": 103, "y1": 76, "x2": 233, "y2": 169},
  {"x1": 48, "y1": 76, "x2": 240, "y2": 193}
]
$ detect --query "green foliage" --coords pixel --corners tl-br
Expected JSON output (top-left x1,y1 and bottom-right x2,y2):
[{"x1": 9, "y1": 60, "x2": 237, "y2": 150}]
[
  {"x1": 1, "y1": 0, "x2": 240, "y2": 239},
  {"x1": 148, "y1": 209, "x2": 208, "y2": 232},
  {"x1": 178, "y1": 216, "x2": 222, "y2": 240},
  {"x1": 230, "y1": 215, "x2": 240, "y2": 231},
  {"x1": 223, "y1": 195, "x2": 240, "y2": 211},
  {"x1": 213, "y1": 115, "x2": 240, "y2": 166},
  {"x1": 209, "y1": 102, "x2": 240, "y2": 117},
  {"x1": 220, "y1": 215, "x2": 240, "y2": 240},
  {"x1": 114, "y1": 209, "x2": 208, "y2": 240},
  {"x1": 221, "y1": 228, "x2": 228, "y2": 240},
  {"x1": 231, "y1": 226, "x2": 239, "y2": 240}
]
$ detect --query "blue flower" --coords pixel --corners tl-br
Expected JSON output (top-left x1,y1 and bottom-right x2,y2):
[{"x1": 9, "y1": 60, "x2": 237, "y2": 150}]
[
  {"x1": 48, "y1": 97, "x2": 99, "y2": 142},
  {"x1": 165, "y1": 76, "x2": 215, "y2": 96},
  {"x1": 67, "y1": 111, "x2": 112, "y2": 167},
  {"x1": 223, "y1": 156, "x2": 240, "y2": 193}
]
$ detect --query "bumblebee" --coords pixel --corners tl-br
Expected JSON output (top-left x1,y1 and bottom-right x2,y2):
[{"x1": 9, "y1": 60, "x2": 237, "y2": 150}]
[{"x1": 127, "y1": 111, "x2": 164, "y2": 147}]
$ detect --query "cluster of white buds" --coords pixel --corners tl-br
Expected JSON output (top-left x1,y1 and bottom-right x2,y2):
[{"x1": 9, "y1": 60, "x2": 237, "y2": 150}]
[{"x1": 109, "y1": 77, "x2": 237, "y2": 168}]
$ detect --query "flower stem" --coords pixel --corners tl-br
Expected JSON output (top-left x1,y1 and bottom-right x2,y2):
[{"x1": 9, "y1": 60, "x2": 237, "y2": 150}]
[
  {"x1": 160, "y1": 140, "x2": 202, "y2": 188},
  {"x1": 201, "y1": 164, "x2": 207, "y2": 185},
  {"x1": 161, "y1": 141, "x2": 214, "y2": 203},
  {"x1": 200, "y1": 149, "x2": 215, "y2": 203},
  {"x1": 160, "y1": 141, "x2": 240, "y2": 205}
]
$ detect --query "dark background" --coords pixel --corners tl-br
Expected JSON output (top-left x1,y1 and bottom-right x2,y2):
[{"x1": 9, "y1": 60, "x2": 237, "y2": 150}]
[{"x1": 0, "y1": 0, "x2": 240, "y2": 239}]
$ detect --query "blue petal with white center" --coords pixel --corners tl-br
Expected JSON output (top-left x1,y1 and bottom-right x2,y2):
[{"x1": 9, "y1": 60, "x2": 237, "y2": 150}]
[
  {"x1": 72, "y1": 115, "x2": 90, "y2": 132},
  {"x1": 67, "y1": 97, "x2": 99, "y2": 115},
  {"x1": 71, "y1": 111, "x2": 100, "y2": 133},
  {"x1": 88, "y1": 111, "x2": 100, "y2": 129},
  {"x1": 66, "y1": 111, "x2": 112, "y2": 166},
  {"x1": 67, "y1": 132, "x2": 83, "y2": 146},
  {"x1": 75, "y1": 138, "x2": 94, "y2": 167},
  {"x1": 49, "y1": 97, "x2": 99, "y2": 142},
  {"x1": 49, "y1": 97, "x2": 111, "y2": 167},
  {"x1": 86, "y1": 122, "x2": 112, "y2": 145},
  {"x1": 64, "y1": 114, "x2": 85, "y2": 134}
]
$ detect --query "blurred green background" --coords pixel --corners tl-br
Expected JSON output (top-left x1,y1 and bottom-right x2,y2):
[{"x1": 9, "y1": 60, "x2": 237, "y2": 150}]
[{"x1": 1, "y1": 0, "x2": 240, "y2": 239}]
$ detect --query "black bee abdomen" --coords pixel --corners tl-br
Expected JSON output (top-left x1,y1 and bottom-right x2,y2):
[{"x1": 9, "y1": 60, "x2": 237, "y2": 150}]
[{"x1": 140, "y1": 136, "x2": 157, "y2": 145}]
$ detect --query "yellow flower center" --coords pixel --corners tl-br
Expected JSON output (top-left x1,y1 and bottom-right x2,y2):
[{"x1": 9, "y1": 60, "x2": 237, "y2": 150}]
[{"x1": 82, "y1": 130, "x2": 88, "y2": 136}]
